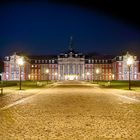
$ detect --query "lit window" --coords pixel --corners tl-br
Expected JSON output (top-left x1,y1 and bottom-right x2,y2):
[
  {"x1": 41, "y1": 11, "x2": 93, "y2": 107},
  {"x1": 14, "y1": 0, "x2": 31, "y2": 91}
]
[
  {"x1": 35, "y1": 60, "x2": 37, "y2": 63},
  {"x1": 42, "y1": 60, "x2": 44, "y2": 63},
  {"x1": 88, "y1": 59, "x2": 91, "y2": 63},
  {"x1": 5, "y1": 56, "x2": 9, "y2": 60},
  {"x1": 52, "y1": 60, "x2": 54, "y2": 63}
]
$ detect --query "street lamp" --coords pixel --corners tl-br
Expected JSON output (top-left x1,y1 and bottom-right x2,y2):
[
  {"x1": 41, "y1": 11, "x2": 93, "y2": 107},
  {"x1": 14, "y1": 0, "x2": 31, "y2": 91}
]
[
  {"x1": 126, "y1": 56, "x2": 134, "y2": 90},
  {"x1": 96, "y1": 68, "x2": 99, "y2": 83},
  {"x1": 46, "y1": 69, "x2": 49, "y2": 84},
  {"x1": 0, "y1": 73, "x2": 3, "y2": 94},
  {"x1": 17, "y1": 57, "x2": 24, "y2": 90}
]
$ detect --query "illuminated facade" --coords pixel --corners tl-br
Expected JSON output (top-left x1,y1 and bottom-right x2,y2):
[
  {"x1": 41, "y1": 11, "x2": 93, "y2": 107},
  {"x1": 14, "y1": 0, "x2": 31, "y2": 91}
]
[
  {"x1": 112, "y1": 52, "x2": 140, "y2": 80},
  {"x1": 2, "y1": 39, "x2": 140, "y2": 81},
  {"x1": 3, "y1": 53, "x2": 30, "y2": 81}
]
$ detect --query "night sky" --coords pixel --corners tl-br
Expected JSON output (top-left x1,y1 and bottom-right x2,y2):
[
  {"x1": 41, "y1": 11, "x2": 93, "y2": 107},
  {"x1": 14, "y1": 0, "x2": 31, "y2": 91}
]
[{"x1": 0, "y1": 1, "x2": 140, "y2": 57}]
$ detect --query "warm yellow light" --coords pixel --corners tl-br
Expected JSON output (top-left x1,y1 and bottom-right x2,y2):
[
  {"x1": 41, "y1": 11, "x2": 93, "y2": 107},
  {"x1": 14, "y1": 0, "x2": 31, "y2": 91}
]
[
  {"x1": 127, "y1": 57, "x2": 133, "y2": 66},
  {"x1": 17, "y1": 57, "x2": 24, "y2": 66},
  {"x1": 96, "y1": 69, "x2": 99, "y2": 74},
  {"x1": 54, "y1": 72, "x2": 57, "y2": 76},
  {"x1": 46, "y1": 69, "x2": 49, "y2": 73},
  {"x1": 69, "y1": 75, "x2": 74, "y2": 80},
  {"x1": 28, "y1": 74, "x2": 31, "y2": 79},
  {"x1": 86, "y1": 72, "x2": 90, "y2": 76},
  {"x1": 112, "y1": 74, "x2": 114, "y2": 79}
]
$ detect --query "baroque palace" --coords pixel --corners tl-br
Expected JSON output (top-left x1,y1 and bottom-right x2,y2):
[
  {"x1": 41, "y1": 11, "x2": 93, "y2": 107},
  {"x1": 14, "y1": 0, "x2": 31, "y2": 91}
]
[{"x1": 2, "y1": 38, "x2": 140, "y2": 81}]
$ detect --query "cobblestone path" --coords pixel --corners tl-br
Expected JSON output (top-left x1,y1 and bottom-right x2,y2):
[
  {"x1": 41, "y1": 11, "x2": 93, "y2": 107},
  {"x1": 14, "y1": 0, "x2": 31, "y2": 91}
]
[{"x1": 0, "y1": 82, "x2": 140, "y2": 139}]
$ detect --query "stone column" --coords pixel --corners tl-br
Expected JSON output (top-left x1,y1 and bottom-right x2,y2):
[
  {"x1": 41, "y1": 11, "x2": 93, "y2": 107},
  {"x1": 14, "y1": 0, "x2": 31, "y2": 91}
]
[
  {"x1": 63, "y1": 64, "x2": 64, "y2": 80},
  {"x1": 68, "y1": 64, "x2": 69, "y2": 75}
]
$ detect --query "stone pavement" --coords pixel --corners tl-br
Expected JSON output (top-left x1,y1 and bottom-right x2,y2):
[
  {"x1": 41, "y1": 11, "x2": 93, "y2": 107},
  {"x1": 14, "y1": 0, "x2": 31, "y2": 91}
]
[
  {"x1": 0, "y1": 88, "x2": 40, "y2": 109},
  {"x1": 0, "y1": 82, "x2": 140, "y2": 139}
]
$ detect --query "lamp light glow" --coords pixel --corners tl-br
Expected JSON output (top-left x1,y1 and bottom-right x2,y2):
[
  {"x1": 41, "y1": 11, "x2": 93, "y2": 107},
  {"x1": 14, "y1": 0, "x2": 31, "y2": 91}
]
[
  {"x1": 86, "y1": 72, "x2": 90, "y2": 75},
  {"x1": 46, "y1": 69, "x2": 49, "y2": 73},
  {"x1": 96, "y1": 69, "x2": 99, "y2": 74},
  {"x1": 127, "y1": 57, "x2": 133, "y2": 66},
  {"x1": 17, "y1": 57, "x2": 24, "y2": 66}
]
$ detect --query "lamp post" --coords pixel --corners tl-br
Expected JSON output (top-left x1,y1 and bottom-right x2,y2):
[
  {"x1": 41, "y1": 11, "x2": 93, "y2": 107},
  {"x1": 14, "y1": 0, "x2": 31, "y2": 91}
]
[
  {"x1": 126, "y1": 56, "x2": 133, "y2": 90},
  {"x1": 17, "y1": 57, "x2": 24, "y2": 90},
  {"x1": 96, "y1": 68, "x2": 99, "y2": 84},
  {"x1": 0, "y1": 73, "x2": 3, "y2": 94},
  {"x1": 46, "y1": 69, "x2": 49, "y2": 84}
]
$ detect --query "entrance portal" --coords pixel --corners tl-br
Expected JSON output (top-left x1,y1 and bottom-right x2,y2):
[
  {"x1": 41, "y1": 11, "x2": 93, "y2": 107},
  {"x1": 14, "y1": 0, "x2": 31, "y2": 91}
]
[{"x1": 65, "y1": 75, "x2": 78, "y2": 80}]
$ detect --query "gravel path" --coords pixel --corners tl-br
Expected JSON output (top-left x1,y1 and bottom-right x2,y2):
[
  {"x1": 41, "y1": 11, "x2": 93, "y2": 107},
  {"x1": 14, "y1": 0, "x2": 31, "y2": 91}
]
[{"x1": 0, "y1": 82, "x2": 140, "y2": 139}]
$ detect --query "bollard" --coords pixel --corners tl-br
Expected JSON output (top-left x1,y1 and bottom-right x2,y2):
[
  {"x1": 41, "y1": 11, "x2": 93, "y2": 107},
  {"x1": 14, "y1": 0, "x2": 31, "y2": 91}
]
[{"x1": 1, "y1": 88, "x2": 3, "y2": 94}]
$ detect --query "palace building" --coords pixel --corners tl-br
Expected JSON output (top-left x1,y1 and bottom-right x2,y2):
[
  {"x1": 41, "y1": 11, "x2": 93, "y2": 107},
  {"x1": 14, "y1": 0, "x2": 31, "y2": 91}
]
[{"x1": 2, "y1": 38, "x2": 140, "y2": 81}]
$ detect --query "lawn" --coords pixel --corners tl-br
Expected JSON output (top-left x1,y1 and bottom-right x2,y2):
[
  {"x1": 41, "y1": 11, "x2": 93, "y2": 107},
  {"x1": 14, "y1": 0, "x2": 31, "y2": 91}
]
[
  {"x1": 0, "y1": 80, "x2": 53, "y2": 90},
  {"x1": 95, "y1": 80, "x2": 140, "y2": 91}
]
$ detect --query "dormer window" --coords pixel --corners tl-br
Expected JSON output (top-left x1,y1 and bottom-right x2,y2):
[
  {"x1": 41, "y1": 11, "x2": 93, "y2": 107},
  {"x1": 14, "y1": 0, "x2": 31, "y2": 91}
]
[
  {"x1": 70, "y1": 52, "x2": 73, "y2": 57},
  {"x1": 119, "y1": 56, "x2": 122, "y2": 60},
  {"x1": 65, "y1": 54, "x2": 67, "y2": 57},
  {"x1": 75, "y1": 54, "x2": 78, "y2": 57},
  {"x1": 5, "y1": 56, "x2": 9, "y2": 60}
]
